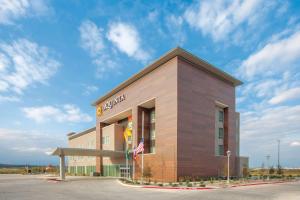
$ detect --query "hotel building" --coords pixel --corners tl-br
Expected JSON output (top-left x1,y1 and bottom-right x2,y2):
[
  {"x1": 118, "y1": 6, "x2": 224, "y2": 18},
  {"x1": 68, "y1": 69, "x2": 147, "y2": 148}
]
[{"x1": 65, "y1": 47, "x2": 247, "y2": 182}]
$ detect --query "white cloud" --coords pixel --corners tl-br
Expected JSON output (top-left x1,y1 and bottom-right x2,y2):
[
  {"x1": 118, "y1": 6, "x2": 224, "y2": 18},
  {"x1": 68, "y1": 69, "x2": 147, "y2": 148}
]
[
  {"x1": 184, "y1": 0, "x2": 262, "y2": 41},
  {"x1": 107, "y1": 22, "x2": 149, "y2": 61},
  {"x1": 0, "y1": 128, "x2": 65, "y2": 164},
  {"x1": 240, "y1": 105, "x2": 300, "y2": 167},
  {"x1": 241, "y1": 105, "x2": 300, "y2": 139},
  {"x1": 79, "y1": 20, "x2": 104, "y2": 56},
  {"x1": 83, "y1": 85, "x2": 98, "y2": 95},
  {"x1": 0, "y1": 39, "x2": 60, "y2": 100},
  {"x1": 0, "y1": 95, "x2": 20, "y2": 102},
  {"x1": 22, "y1": 104, "x2": 92, "y2": 123},
  {"x1": 0, "y1": 0, "x2": 51, "y2": 25},
  {"x1": 79, "y1": 20, "x2": 118, "y2": 78},
  {"x1": 165, "y1": 15, "x2": 186, "y2": 45},
  {"x1": 290, "y1": 141, "x2": 300, "y2": 147},
  {"x1": 269, "y1": 87, "x2": 300, "y2": 105},
  {"x1": 238, "y1": 31, "x2": 300, "y2": 80}
]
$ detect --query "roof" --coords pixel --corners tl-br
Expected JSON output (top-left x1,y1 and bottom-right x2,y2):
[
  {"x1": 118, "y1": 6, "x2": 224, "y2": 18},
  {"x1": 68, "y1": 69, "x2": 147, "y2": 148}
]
[
  {"x1": 68, "y1": 127, "x2": 96, "y2": 140},
  {"x1": 92, "y1": 47, "x2": 243, "y2": 106}
]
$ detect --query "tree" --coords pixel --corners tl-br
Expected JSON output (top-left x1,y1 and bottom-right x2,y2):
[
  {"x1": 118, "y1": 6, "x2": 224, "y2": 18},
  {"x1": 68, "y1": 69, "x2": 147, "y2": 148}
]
[
  {"x1": 277, "y1": 165, "x2": 283, "y2": 175},
  {"x1": 269, "y1": 166, "x2": 275, "y2": 175}
]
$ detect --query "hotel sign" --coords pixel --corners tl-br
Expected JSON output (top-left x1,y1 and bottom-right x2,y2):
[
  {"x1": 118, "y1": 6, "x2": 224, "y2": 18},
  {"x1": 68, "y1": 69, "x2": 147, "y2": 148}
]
[{"x1": 97, "y1": 94, "x2": 126, "y2": 116}]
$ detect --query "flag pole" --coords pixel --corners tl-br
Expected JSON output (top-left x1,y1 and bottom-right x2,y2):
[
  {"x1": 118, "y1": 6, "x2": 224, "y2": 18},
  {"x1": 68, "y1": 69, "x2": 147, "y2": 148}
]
[
  {"x1": 132, "y1": 126, "x2": 135, "y2": 181},
  {"x1": 126, "y1": 145, "x2": 128, "y2": 179},
  {"x1": 141, "y1": 110, "x2": 144, "y2": 184}
]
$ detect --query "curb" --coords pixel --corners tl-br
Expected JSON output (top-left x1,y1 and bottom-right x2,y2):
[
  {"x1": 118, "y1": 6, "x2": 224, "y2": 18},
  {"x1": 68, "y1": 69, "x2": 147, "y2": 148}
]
[
  {"x1": 117, "y1": 180, "x2": 143, "y2": 188},
  {"x1": 231, "y1": 181, "x2": 287, "y2": 188},
  {"x1": 142, "y1": 186, "x2": 214, "y2": 190},
  {"x1": 117, "y1": 180, "x2": 214, "y2": 190}
]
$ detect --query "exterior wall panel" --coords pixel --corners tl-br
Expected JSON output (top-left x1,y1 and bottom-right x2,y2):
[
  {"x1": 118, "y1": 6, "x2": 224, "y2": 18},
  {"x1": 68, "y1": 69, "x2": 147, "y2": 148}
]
[
  {"x1": 177, "y1": 57, "x2": 237, "y2": 178},
  {"x1": 96, "y1": 57, "x2": 178, "y2": 181}
]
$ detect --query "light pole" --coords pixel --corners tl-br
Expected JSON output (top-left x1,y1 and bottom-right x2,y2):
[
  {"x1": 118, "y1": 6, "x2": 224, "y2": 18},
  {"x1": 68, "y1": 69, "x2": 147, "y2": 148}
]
[
  {"x1": 227, "y1": 150, "x2": 231, "y2": 184},
  {"x1": 277, "y1": 140, "x2": 280, "y2": 169},
  {"x1": 266, "y1": 155, "x2": 270, "y2": 180}
]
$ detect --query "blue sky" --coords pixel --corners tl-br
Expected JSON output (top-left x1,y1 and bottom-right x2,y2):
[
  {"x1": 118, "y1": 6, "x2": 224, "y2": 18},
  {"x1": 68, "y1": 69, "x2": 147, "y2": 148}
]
[{"x1": 0, "y1": 0, "x2": 300, "y2": 168}]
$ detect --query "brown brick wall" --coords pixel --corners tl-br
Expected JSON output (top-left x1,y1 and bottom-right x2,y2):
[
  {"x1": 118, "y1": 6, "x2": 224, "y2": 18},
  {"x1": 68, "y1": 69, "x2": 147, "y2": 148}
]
[
  {"x1": 96, "y1": 57, "x2": 178, "y2": 182},
  {"x1": 177, "y1": 56, "x2": 237, "y2": 178}
]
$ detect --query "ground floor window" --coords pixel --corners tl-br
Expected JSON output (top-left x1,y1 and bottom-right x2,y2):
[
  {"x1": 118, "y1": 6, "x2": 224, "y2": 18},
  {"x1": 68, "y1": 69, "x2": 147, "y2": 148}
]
[{"x1": 149, "y1": 108, "x2": 155, "y2": 153}]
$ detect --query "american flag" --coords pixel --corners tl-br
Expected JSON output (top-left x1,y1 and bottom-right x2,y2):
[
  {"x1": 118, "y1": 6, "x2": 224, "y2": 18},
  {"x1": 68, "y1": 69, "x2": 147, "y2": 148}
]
[{"x1": 133, "y1": 138, "x2": 144, "y2": 160}]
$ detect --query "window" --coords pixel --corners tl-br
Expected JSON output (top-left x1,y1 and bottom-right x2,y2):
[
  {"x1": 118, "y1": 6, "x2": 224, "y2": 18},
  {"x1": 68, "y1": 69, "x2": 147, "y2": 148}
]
[
  {"x1": 149, "y1": 109, "x2": 155, "y2": 153},
  {"x1": 218, "y1": 145, "x2": 224, "y2": 156},
  {"x1": 218, "y1": 128, "x2": 224, "y2": 139},
  {"x1": 216, "y1": 107, "x2": 226, "y2": 156},
  {"x1": 102, "y1": 136, "x2": 109, "y2": 145},
  {"x1": 219, "y1": 110, "x2": 224, "y2": 122}
]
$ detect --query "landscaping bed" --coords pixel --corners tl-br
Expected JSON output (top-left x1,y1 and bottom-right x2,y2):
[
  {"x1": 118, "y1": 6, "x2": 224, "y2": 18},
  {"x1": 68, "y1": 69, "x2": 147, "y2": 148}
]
[{"x1": 119, "y1": 176, "x2": 299, "y2": 189}]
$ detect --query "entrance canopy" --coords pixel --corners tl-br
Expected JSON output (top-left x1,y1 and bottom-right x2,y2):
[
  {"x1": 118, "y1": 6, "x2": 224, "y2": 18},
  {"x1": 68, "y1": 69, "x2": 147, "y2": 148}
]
[
  {"x1": 51, "y1": 147, "x2": 125, "y2": 180},
  {"x1": 51, "y1": 147, "x2": 125, "y2": 157}
]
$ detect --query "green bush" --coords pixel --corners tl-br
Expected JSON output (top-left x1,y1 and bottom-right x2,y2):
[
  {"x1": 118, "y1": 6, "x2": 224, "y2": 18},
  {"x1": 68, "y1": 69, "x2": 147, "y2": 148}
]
[
  {"x1": 200, "y1": 181, "x2": 206, "y2": 187},
  {"x1": 187, "y1": 183, "x2": 193, "y2": 187},
  {"x1": 172, "y1": 183, "x2": 179, "y2": 187}
]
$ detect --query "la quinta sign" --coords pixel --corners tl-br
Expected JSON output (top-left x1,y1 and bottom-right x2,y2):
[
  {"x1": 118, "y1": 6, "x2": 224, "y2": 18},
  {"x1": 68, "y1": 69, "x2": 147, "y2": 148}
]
[{"x1": 97, "y1": 94, "x2": 126, "y2": 116}]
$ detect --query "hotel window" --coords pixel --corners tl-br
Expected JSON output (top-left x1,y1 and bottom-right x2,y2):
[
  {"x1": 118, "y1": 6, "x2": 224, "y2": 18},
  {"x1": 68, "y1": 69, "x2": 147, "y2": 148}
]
[
  {"x1": 216, "y1": 107, "x2": 225, "y2": 156},
  {"x1": 218, "y1": 145, "x2": 224, "y2": 155},
  {"x1": 219, "y1": 110, "x2": 224, "y2": 122},
  {"x1": 149, "y1": 109, "x2": 155, "y2": 153},
  {"x1": 218, "y1": 128, "x2": 224, "y2": 139},
  {"x1": 102, "y1": 136, "x2": 109, "y2": 145}
]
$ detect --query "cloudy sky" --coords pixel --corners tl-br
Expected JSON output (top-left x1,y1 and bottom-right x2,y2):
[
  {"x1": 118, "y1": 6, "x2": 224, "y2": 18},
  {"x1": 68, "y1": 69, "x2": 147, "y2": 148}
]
[{"x1": 0, "y1": 0, "x2": 299, "y2": 167}]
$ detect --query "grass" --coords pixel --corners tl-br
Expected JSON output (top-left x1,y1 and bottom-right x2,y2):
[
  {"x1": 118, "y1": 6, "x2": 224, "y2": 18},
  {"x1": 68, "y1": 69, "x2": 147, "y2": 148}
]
[{"x1": 0, "y1": 168, "x2": 26, "y2": 174}]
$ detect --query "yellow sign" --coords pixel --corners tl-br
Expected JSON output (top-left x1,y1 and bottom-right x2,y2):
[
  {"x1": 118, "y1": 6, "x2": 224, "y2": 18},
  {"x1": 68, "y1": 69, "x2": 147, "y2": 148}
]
[
  {"x1": 123, "y1": 127, "x2": 132, "y2": 143},
  {"x1": 96, "y1": 105, "x2": 103, "y2": 116}
]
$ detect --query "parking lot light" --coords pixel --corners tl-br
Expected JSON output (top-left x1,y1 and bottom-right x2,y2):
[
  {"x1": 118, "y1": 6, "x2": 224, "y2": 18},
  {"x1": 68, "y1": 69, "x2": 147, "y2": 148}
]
[{"x1": 227, "y1": 150, "x2": 231, "y2": 184}]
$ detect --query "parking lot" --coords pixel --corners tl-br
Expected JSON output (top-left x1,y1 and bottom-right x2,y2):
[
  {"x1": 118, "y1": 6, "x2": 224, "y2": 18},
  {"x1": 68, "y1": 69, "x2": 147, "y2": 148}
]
[{"x1": 0, "y1": 174, "x2": 300, "y2": 200}]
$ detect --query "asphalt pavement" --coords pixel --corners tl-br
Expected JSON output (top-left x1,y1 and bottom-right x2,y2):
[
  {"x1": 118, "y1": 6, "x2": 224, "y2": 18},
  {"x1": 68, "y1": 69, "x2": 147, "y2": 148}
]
[{"x1": 0, "y1": 174, "x2": 299, "y2": 200}]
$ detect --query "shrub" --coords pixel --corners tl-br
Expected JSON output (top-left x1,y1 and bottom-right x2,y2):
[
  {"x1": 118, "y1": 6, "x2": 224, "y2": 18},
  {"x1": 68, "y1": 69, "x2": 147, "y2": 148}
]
[
  {"x1": 200, "y1": 181, "x2": 205, "y2": 187},
  {"x1": 158, "y1": 183, "x2": 163, "y2": 187},
  {"x1": 172, "y1": 183, "x2": 179, "y2": 187},
  {"x1": 187, "y1": 183, "x2": 193, "y2": 187}
]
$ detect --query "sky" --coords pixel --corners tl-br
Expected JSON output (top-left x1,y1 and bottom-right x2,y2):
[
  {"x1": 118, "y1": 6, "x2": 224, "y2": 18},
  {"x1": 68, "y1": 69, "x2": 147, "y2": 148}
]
[{"x1": 0, "y1": 0, "x2": 300, "y2": 168}]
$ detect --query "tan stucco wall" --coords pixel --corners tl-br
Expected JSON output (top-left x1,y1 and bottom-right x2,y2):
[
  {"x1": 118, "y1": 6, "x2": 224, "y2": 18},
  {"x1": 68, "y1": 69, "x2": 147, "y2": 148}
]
[{"x1": 68, "y1": 129, "x2": 96, "y2": 167}]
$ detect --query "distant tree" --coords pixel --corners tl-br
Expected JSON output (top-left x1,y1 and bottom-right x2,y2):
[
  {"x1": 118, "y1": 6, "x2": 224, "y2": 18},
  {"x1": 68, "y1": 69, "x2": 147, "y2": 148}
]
[
  {"x1": 260, "y1": 162, "x2": 265, "y2": 176},
  {"x1": 277, "y1": 165, "x2": 283, "y2": 175},
  {"x1": 269, "y1": 166, "x2": 275, "y2": 175},
  {"x1": 242, "y1": 167, "x2": 249, "y2": 177}
]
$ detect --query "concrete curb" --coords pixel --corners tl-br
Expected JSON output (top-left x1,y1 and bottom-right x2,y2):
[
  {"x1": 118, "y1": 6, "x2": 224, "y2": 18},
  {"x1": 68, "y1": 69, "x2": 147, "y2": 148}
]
[
  {"x1": 142, "y1": 186, "x2": 214, "y2": 190},
  {"x1": 230, "y1": 181, "x2": 289, "y2": 188},
  {"x1": 117, "y1": 180, "x2": 143, "y2": 188},
  {"x1": 117, "y1": 180, "x2": 215, "y2": 190}
]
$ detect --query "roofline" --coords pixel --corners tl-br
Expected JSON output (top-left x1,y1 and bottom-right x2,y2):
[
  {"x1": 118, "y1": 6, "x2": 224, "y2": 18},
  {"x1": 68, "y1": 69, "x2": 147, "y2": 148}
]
[
  {"x1": 92, "y1": 47, "x2": 243, "y2": 106},
  {"x1": 68, "y1": 127, "x2": 96, "y2": 140}
]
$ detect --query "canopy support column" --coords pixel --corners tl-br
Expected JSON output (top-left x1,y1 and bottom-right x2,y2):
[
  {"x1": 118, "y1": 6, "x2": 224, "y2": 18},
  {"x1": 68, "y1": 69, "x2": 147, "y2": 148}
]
[{"x1": 59, "y1": 155, "x2": 65, "y2": 180}]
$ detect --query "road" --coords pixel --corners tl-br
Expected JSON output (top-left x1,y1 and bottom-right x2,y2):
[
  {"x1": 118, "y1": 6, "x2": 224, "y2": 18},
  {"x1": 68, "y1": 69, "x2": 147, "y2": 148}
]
[{"x1": 0, "y1": 174, "x2": 299, "y2": 200}]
